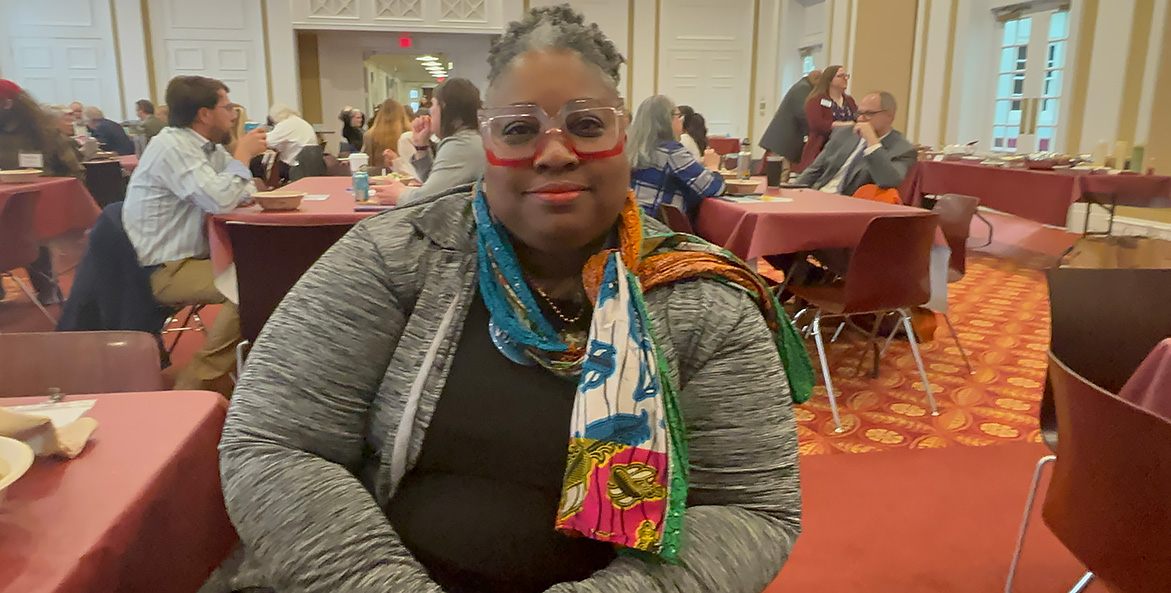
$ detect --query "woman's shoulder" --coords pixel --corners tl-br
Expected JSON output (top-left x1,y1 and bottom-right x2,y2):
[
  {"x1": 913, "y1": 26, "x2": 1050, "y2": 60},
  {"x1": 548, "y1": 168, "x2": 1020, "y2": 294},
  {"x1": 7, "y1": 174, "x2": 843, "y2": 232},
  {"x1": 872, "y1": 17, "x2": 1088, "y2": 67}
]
[{"x1": 356, "y1": 185, "x2": 475, "y2": 250}]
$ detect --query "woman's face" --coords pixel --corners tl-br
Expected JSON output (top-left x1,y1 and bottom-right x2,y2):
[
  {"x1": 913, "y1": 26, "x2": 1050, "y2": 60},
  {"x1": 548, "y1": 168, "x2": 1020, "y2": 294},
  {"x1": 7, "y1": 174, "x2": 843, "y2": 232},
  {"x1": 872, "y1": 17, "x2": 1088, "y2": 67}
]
[
  {"x1": 351, "y1": 111, "x2": 364, "y2": 127},
  {"x1": 671, "y1": 107, "x2": 684, "y2": 139},
  {"x1": 482, "y1": 50, "x2": 630, "y2": 255},
  {"x1": 57, "y1": 113, "x2": 74, "y2": 135},
  {"x1": 831, "y1": 69, "x2": 849, "y2": 93}
]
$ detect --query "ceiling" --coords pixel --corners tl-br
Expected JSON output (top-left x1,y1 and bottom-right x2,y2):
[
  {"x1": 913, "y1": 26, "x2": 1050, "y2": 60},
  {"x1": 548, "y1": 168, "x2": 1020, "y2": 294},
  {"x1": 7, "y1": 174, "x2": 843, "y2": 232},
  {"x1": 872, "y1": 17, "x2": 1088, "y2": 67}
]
[{"x1": 365, "y1": 53, "x2": 451, "y2": 83}]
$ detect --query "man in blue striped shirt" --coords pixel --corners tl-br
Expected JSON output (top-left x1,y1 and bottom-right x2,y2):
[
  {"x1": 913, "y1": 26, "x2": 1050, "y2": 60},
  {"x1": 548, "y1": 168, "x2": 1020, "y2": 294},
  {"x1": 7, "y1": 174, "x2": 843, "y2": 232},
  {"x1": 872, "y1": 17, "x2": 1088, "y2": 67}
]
[{"x1": 123, "y1": 75, "x2": 268, "y2": 396}]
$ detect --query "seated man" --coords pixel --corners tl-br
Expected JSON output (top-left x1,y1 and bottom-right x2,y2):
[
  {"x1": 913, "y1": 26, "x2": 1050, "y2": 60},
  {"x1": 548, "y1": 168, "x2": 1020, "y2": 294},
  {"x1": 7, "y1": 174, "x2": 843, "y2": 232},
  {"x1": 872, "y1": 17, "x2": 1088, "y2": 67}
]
[
  {"x1": 795, "y1": 91, "x2": 916, "y2": 196},
  {"x1": 771, "y1": 91, "x2": 916, "y2": 290},
  {"x1": 84, "y1": 106, "x2": 136, "y2": 156},
  {"x1": 136, "y1": 99, "x2": 166, "y2": 143},
  {"x1": 122, "y1": 75, "x2": 267, "y2": 396}
]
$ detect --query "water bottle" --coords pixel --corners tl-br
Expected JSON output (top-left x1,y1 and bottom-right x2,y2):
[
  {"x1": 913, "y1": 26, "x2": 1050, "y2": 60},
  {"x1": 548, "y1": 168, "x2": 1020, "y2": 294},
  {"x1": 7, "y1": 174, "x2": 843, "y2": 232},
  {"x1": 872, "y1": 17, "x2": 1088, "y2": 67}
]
[
  {"x1": 352, "y1": 170, "x2": 370, "y2": 202},
  {"x1": 737, "y1": 138, "x2": 752, "y2": 179}
]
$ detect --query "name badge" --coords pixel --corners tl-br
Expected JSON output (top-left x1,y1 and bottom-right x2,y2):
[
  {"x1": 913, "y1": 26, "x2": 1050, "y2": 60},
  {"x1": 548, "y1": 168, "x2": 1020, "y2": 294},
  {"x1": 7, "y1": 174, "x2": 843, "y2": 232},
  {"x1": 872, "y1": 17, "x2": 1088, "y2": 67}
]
[
  {"x1": 820, "y1": 98, "x2": 833, "y2": 108},
  {"x1": 18, "y1": 151, "x2": 44, "y2": 169}
]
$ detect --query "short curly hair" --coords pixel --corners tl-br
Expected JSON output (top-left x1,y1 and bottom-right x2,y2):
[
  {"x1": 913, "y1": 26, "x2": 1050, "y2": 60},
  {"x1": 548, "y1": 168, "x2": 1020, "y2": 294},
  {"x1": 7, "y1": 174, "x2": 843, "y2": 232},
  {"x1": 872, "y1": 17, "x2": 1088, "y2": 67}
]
[{"x1": 487, "y1": 4, "x2": 625, "y2": 89}]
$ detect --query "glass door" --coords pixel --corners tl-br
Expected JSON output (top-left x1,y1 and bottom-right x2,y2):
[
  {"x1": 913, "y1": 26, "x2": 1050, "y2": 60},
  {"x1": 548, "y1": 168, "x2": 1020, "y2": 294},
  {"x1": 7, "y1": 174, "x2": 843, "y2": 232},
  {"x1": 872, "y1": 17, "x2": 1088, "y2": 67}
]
[{"x1": 991, "y1": 9, "x2": 1069, "y2": 153}]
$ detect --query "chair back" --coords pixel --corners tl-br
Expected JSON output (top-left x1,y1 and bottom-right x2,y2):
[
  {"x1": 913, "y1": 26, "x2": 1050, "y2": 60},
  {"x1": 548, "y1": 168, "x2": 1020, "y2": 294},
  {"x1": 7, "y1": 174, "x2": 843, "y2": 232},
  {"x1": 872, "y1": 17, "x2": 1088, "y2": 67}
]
[
  {"x1": 841, "y1": 214, "x2": 937, "y2": 313},
  {"x1": 706, "y1": 136, "x2": 740, "y2": 155},
  {"x1": 931, "y1": 194, "x2": 980, "y2": 279},
  {"x1": 289, "y1": 145, "x2": 328, "y2": 181},
  {"x1": 0, "y1": 191, "x2": 40, "y2": 273},
  {"x1": 82, "y1": 160, "x2": 127, "y2": 208},
  {"x1": 0, "y1": 330, "x2": 163, "y2": 396},
  {"x1": 655, "y1": 204, "x2": 695, "y2": 235},
  {"x1": 1042, "y1": 351, "x2": 1171, "y2": 593},
  {"x1": 226, "y1": 221, "x2": 354, "y2": 343}
]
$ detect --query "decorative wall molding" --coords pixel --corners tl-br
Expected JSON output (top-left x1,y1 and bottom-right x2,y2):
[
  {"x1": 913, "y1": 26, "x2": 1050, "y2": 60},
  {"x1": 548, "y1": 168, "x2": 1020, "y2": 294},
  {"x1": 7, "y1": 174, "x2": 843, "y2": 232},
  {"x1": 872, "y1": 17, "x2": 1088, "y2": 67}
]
[
  {"x1": 291, "y1": 0, "x2": 507, "y2": 31},
  {"x1": 375, "y1": 0, "x2": 423, "y2": 20}
]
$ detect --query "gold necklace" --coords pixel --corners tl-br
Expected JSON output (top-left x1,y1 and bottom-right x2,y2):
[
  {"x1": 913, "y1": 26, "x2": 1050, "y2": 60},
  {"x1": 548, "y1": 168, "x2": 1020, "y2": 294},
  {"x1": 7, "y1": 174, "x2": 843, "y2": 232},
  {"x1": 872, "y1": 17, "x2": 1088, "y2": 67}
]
[{"x1": 531, "y1": 284, "x2": 585, "y2": 325}]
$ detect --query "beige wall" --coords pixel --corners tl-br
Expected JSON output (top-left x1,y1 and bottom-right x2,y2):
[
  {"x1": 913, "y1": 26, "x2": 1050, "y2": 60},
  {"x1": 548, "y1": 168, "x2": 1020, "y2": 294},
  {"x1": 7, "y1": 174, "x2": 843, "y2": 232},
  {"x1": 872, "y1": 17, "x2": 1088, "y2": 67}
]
[
  {"x1": 850, "y1": 0, "x2": 919, "y2": 133},
  {"x1": 297, "y1": 32, "x2": 322, "y2": 125},
  {"x1": 1146, "y1": 1, "x2": 1171, "y2": 174}
]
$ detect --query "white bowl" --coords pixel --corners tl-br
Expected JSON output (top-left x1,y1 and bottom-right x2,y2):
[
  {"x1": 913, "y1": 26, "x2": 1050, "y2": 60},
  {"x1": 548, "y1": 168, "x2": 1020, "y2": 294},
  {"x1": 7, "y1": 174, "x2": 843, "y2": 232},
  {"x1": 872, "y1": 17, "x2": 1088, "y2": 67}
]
[
  {"x1": 0, "y1": 436, "x2": 35, "y2": 505},
  {"x1": 0, "y1": 169, "x2": 43, "y2": 183},
  {"x1": 252, "y1": 190, "x2": 305, "y2": 211}
]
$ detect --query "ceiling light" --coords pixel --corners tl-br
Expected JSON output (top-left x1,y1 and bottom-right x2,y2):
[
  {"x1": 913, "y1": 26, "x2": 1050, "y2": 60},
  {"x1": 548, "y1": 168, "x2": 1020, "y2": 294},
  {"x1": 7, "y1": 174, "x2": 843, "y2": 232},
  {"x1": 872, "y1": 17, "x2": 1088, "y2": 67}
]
[
  {"x1": 415, "y1": 55, "x2": 438, "y2": 61},
  {"x1": 447, "y1": 62, "x2": 453, "y2": 69}
]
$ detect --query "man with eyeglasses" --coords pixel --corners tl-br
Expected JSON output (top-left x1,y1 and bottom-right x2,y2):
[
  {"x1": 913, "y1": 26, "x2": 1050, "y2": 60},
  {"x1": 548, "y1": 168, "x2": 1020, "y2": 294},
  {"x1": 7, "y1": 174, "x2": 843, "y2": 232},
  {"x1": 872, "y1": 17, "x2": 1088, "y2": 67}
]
[
  {"x1": 122, "y1": 75, "x2": 268, "y2": 396},
  {"x1": 795, "y1": 91, "x2": 916, "y2": 197}
]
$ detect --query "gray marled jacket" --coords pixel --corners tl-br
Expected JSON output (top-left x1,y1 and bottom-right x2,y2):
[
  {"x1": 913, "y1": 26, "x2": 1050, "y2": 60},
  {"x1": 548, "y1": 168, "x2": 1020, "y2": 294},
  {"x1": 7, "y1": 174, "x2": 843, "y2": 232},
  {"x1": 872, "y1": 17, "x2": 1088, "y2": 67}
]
[{"x1": 219, "y1": 186, "x2": 802, "y2": 593}]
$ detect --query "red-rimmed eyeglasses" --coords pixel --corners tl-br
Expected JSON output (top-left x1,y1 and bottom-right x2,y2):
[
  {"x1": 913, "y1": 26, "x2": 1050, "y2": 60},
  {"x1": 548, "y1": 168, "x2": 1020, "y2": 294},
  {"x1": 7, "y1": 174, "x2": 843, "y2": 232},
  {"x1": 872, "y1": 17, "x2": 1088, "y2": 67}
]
[{"x1": 477, "y1": 99, "x2": 628, "y2": 168}]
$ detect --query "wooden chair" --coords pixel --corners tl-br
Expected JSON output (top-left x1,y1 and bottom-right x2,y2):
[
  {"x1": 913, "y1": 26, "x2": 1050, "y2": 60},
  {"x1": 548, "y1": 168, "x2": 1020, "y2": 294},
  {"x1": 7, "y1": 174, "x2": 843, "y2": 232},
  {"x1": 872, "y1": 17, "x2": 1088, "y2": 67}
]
[
  {"x1": 0, "y1": 190, "x2": 56, "y2": 323},
  {"x1": 225, "y1": 221, "x2": 354, "y2": 369},
  {"x1": 0, "y1": 330, "x2": 164, "y2": 397},
  {"x1": 1006, "y1": 351, "x2": 1171, "y2": 593},
  {"x1": 789, "y1": 214, "x2": 940, "y2": 431}
]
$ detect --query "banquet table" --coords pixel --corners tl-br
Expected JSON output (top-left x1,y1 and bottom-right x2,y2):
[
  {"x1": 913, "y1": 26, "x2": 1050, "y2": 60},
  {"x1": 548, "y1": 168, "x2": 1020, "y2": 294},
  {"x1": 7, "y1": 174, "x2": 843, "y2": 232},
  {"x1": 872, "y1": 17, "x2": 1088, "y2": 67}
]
[
  {"x1": 695, "y1": 187, "x2": 939, "y2": 261},
  {"x1": 1119, "y1": 339, "x2": 1171, "y2": 420},
  {"x1": 901, "y1": 161, "x2": 1171, "y2": 227},
  {"x1": 118, "y1": 154, "x2": 139, "y2": 173},
  {"x1": 0, "y1": 177, "x2": 100, "y2": 239},
  {"x1": 0, "y1": 390, "x2": 237, "y2": 593}
]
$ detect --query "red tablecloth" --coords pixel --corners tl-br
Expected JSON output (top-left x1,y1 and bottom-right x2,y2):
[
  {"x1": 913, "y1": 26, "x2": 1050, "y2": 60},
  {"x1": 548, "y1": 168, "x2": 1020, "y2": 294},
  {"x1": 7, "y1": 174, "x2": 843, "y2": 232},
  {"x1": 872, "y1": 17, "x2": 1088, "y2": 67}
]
[
  {"x1": 118, "y1": 154, "x2": 138, "y2": 173},
  {"x1": 209, "y1": 176, "x2": 374, "y2": 276},
  {"x1": 0, "y1": 178, "x2": 100, "y2": 240},
  {"x1": 0, "y1": 390, "x2": 237, "y2": 593},
  {"x1": 1119, "y1": 339, "x2": 1171, "y2": 420},
  {"x1": 695, "y1": 188, "x2": 939, "y2": 260},
  {"x1": 902, "y1": 161, "x2": 1171, "y2": 226}
]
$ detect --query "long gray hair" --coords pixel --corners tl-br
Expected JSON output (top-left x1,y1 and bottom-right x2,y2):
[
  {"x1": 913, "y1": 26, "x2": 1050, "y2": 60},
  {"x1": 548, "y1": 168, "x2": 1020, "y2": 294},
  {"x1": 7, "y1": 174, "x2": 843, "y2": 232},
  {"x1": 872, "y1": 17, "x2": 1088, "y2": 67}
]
[{"x1": 627, "y1": 95, "x2": 676, "y2": 170}]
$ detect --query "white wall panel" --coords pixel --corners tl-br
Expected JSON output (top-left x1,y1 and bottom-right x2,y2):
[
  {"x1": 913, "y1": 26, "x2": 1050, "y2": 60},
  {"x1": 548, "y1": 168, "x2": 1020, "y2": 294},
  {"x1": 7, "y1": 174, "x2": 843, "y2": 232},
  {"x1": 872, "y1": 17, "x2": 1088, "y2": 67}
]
[
  {"x1": 0, "y1": 0, "x2": 124, "y2": 118},
  {"x1": 657, "y1": 0, "x2": 756, "y2": 138},
  {"x1": 149, "y1": 0, "x2": 270, "y2": 119},
  {"x1": 291, "y1": 0, "x2": 509, "y2": 31}
]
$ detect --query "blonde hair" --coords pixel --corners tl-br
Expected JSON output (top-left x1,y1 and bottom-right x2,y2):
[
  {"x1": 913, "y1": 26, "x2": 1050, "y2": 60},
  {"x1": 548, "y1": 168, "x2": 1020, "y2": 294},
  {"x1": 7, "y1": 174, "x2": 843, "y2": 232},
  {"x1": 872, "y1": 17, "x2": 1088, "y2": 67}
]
[
  {"x1": 364, "y1": 99, "x2": 410, "y2": 162},
  {"x1": 226, "y1": 104, "x2": 248, "y2": 154}
]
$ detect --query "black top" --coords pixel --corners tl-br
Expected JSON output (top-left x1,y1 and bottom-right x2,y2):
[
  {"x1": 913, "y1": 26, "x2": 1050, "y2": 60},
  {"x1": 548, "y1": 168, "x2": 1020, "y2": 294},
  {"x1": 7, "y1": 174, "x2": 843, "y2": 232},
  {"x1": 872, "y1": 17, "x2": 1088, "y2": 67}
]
[
  {"x1": 387, "y1": 290, "x2": 613, "y2": 593},
  {"x1": 90, "y1": 118, "x2": 135, "y2": 156}
]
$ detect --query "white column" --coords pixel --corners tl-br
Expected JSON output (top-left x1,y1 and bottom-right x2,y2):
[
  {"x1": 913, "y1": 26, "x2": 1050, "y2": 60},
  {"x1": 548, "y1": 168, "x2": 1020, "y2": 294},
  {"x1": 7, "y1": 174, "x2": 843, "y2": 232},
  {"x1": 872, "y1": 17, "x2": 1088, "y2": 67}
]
[{"x1": 265, "y1": 0, "x2": 300, "y2": 110}]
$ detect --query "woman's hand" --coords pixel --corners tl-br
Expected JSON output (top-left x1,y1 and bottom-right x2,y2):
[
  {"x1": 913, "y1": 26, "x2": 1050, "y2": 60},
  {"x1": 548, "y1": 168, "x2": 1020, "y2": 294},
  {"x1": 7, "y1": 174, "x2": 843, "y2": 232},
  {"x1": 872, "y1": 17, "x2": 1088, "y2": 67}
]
[
  {"x1": 382, "y1": 148, "x2": 399, "y2": 170},
  {"x1": 702, "y1": 147, "x2": 720, "y2": 169},
  {"x1": 372, "y1": 180, "x2": 407, "y2": 205},
  {"x1": 411, "y1": 115, "x2": 432, "y2": 147}
]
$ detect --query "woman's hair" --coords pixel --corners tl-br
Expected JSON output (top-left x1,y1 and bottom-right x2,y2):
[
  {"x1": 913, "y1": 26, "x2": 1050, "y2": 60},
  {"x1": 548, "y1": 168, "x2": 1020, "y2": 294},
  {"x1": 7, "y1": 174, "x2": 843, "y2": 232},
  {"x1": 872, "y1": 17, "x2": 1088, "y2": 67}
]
[
  {"x1": 41, "y1": 103, "x2": 70, "y2": 122},
  {"x1": 678, "y1": 105, "x2": 708, "y2": 153},
  {"x1": 808, "y1": 65, "x2": 843, "y2": 102},
  {"x1": 339, "y1": 107, "x2": 364, "y2": 127},
  {"x1": 268, "y1": 103, "x2": 299, "y2": 124},
  {"x1": 486, "y1": 4, "x2": 625, "y2": 93},
  {"x1": 226, "y1": 104, "x2": 248, "y2": 154},
  {"x1": 432, "y1": 78, "x2": 481, "y2": 139},
  {"x1": 626, "y1": 95, "x2": 677, "y2": 170},
  {"x1": 165, "y1": 75, "x2": 228, "y2": 127},
  {"x1": 364, "y1": 99, "x2": 409, "y2": 161}
]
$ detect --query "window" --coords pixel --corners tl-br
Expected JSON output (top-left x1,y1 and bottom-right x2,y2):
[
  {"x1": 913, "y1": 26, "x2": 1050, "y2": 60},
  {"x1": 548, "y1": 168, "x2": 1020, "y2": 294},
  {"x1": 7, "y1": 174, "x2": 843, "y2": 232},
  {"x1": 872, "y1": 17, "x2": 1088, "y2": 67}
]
[
  {"x1": 799, "y1": 45, "x2": 820, "y2": 75},
  {"x1": 991, "y1": 9, "x2": 1069, "y2": 153}
]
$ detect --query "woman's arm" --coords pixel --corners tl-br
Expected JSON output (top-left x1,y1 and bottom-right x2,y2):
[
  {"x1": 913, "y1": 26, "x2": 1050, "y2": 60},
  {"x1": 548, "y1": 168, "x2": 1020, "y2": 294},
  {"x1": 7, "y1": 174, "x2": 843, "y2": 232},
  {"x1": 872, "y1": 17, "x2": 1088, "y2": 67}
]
[
  {"x1": 805, "y1": 96, "x2": 833, "y2": 136},
  {"x1": 549, "y1": 284, "x2": 801, "y2": 593},
  {"x1": 666, "y1": 143, "x2": 725, "y2": 212},
  {"x1": 220, "y1": 223, "x2": 445, "y2": 593}
]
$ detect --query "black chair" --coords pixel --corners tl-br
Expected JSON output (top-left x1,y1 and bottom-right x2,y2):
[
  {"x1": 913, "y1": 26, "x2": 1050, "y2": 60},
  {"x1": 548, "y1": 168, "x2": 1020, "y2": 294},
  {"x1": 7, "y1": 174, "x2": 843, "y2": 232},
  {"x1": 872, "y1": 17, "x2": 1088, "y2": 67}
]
[
  {"x1": 289, "y1": 145, "x2": 328, "y2": 181},
  {"x1": 82, "y1": 160, "x2": 127, "y2": 208}
]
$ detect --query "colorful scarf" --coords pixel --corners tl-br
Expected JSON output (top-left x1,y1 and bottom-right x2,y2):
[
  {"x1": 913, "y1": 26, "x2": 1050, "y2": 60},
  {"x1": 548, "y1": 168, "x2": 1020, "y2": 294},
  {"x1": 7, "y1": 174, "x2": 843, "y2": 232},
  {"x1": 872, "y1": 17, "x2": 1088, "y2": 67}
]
[{"x1": 474, "y1": 183, "x2": 813, "y2": 561}]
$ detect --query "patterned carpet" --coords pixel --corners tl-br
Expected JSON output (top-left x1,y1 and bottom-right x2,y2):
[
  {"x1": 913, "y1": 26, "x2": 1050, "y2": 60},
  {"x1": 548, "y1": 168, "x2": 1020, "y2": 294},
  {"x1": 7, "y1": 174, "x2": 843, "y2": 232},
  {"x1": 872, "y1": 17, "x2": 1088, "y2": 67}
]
[{"x1": 770, "y1": 254, "x2": 1051, "y2": 455}]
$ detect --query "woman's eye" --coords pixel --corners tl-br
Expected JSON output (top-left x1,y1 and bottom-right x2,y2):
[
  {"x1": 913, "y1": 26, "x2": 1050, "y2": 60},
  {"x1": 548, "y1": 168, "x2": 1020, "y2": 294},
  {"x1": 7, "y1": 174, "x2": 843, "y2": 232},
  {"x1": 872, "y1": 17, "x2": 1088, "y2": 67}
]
[{"x1": 567, "y1": 115, "x2": 605, "y2": 138}]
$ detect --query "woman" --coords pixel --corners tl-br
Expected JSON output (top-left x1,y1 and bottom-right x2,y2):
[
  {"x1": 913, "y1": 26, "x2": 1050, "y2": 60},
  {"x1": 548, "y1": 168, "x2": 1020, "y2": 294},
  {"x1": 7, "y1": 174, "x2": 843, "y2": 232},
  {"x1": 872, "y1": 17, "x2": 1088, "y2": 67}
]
[
  {"x1": 220, "y1": 5, "x2": 808, "y2": 593},
  {"x1": 677, "y1": 105, "x2": 702, "y2": 159},
  {"x1": 225, "y1": 104, "x2": 248, "y2": 156},
  {"x1": 372, "y1": 78, "x2": 487, "y2": 206},
  {"x1": 362, "y1": 98, "x2": 409, "y2": 171},
  {"x1": 629, "y1": 95, "x2": 725, "y2": 217},
  {"x1": 795, "y1": 64, "x2": 856, "y2": 172},
  {"x1": 338, "y1": 106, "x2": 365, "y2": 153},
  {"x1": 0, "y1": 81, "x2": 82, "y2": 305}
]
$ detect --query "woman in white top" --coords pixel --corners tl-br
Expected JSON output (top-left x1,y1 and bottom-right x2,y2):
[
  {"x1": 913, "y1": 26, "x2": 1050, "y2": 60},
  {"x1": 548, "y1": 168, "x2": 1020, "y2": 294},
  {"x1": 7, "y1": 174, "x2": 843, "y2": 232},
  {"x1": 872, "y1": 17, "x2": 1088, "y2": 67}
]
[
  {"x1": 266, "y1": 103, "x2": 317, "y2": 165},
  {"x1": 677, "y1": 105, "x2": 702, "y2": 160}
]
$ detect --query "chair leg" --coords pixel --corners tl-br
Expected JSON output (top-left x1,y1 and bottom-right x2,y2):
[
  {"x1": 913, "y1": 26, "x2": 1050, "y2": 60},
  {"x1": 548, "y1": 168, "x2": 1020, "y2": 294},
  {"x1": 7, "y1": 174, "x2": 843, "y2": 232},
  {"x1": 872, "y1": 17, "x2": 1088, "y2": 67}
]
[
  {"x1": 1067, "y1": 572, "x2": 1095, "y2": 593},
  {"x1": 1005, "y1": 455, "x2": 1057, "y2": 593},
  {"x1": 7, "y1": 273, "x2": 57, "y2": 324},
  {"x1": 854, "y1": 313, "x2": 885, "y2": 377},
  {"x1": 942, "y1": 313, "x2": 974, "y2": 373},
  {"x1": 235, "y1": 340, "x2": 251, "y2": 380},
  {"x1": 975, "y1": 212, "x2": 994, "y2": 247},
  {"x1": 811, "y1": 312, "x2": 843, "y2": 432},
  {"x1": 830, "y1": 321, "x2": 846, "y2": 343},
  {"x1": 899, "y1": 308, "x2": 938, "y2": 416}
]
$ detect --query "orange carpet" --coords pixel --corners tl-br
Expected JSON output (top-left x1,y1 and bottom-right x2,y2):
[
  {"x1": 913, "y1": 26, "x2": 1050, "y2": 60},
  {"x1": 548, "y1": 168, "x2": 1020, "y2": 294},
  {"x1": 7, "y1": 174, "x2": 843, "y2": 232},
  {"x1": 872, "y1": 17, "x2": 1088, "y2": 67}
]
[{"x1": 760, "y1": 253, "x2": 1052, "y2": 455}]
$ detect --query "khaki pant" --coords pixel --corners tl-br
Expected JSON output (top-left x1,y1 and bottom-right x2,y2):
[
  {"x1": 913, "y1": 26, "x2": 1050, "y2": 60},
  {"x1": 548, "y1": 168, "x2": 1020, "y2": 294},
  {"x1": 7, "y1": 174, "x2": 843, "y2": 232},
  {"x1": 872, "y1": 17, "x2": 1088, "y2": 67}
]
[{"x1": 151, "y1": 258, "x2": 240, "y2": 397}]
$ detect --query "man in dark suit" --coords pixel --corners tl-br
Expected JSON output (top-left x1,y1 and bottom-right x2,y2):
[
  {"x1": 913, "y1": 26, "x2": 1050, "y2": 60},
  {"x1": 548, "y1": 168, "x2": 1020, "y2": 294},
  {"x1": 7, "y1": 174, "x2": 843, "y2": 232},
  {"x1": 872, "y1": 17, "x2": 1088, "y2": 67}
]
[
  {"x1": 759, "y1": 70, "x2": 821, "y2": 163},
  {"x1": 83, "y1": 106, "x2": 136, "y2": 155},
  {"x1": 795, "y1": 91, "x2": 916, "y2": 196}
]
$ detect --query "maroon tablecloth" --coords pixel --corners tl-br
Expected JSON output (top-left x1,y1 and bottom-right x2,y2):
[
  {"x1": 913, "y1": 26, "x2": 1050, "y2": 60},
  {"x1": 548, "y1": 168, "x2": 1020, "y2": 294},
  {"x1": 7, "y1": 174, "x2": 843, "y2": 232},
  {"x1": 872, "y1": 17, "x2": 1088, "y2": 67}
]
[
  {"x1": 118, "y1": 154, "x2": 138, "y2": 173},
  {"x1": 902, "y1": 161, "x2": 1171, "y2": 226},
  {"x1": 0, "y1": 390, "x2": 237, "y2": 593},
  {"x1": 1119, "y1": 339, "x2": 1171, "y2": 420},
  {"x1": 209, "y1": 176, "x2": 374, "y2": 276},
  {"x1": 0, "y1": 178, "x2": 100, "y2": 240},
  {"x1": 695, "y1": 188, "x2": 939, "y2": 260}
]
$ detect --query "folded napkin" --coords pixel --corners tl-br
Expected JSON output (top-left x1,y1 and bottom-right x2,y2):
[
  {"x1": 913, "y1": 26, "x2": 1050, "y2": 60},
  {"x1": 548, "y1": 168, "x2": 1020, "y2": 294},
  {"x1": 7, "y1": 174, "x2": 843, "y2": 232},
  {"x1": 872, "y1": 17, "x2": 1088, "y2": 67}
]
[{"x1": 0, "y1": 406, "x2": 98, "y2": 458}]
